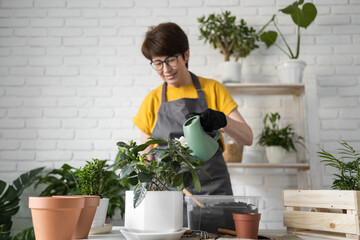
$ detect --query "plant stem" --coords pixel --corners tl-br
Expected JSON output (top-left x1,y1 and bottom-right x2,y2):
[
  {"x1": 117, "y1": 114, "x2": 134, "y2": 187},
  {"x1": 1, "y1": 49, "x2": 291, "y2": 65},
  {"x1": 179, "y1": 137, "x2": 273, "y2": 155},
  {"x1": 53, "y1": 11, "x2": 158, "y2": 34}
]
[
  {"x1": 215, "y1": 36, "x2": 230, "y2": 61},
  {"x1": 258, "y1": 14, "x2": 275, "y2": 35},
  {"x1": 295, "y1": 25, "x2": 300, "y2": 59},
  {"x1": 273, "y1": 20, "x2": 295, "y2": 58},
  {"x1": 274, "y1": 43, "x2": 292, "y2": 59}
]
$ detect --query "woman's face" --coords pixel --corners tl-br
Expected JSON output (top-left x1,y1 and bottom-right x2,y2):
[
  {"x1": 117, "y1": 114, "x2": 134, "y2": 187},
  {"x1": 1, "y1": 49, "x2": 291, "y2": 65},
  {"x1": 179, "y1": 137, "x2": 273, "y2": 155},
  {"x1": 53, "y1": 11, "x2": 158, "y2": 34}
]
[{"x1": 151, "y1": 50, "x2": 190, "y2": 88}]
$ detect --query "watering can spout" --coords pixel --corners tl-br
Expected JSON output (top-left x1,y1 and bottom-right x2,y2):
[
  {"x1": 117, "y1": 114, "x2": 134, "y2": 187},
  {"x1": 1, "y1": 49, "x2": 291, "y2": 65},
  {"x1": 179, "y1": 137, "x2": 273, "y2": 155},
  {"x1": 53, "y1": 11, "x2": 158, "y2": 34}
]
[{"x1": 183, "y1": 115, "x2": 221, "y2": 161}]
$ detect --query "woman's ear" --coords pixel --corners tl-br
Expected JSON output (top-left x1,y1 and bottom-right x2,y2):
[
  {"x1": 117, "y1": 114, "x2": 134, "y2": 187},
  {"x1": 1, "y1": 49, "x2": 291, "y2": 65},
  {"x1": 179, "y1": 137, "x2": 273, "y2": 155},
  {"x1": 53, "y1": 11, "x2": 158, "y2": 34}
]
[{"x1": 184, "y1": 49, "x2": 190, "y2": 62}]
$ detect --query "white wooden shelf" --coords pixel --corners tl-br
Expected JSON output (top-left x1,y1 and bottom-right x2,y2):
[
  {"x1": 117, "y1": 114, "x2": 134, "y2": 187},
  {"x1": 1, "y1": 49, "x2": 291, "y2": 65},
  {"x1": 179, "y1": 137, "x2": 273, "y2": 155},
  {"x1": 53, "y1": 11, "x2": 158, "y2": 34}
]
[
  {"x1": 224, "y1": 83, "x2": 305, "y2": 96},
  {"x1": 223, "y1": 82, "x2": 310, "y2": 189},
  {"x1": 226, "y1": 163, "x2": 310, "y2": 170}
]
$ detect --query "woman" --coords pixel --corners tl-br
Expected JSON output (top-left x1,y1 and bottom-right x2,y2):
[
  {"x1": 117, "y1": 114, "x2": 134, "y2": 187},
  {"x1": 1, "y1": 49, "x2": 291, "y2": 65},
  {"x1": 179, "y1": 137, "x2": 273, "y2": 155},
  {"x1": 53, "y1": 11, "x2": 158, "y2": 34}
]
[{"x1": 133, "y1": 22, "x2": 253, "y2": 197}]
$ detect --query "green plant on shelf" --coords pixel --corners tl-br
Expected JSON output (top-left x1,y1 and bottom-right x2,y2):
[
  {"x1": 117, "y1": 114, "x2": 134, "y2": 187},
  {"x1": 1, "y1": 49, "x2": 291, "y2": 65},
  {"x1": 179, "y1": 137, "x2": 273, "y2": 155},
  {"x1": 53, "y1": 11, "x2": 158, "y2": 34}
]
[
  {"x1": 198, "y1": 10, "x2": 259, "y2": 62},
  {"x1": 258, "y1": 0, "x2": 317, "y2": 59},
  {"x1": 257, "y1": 112, "x2": 304, "y2": 151}
]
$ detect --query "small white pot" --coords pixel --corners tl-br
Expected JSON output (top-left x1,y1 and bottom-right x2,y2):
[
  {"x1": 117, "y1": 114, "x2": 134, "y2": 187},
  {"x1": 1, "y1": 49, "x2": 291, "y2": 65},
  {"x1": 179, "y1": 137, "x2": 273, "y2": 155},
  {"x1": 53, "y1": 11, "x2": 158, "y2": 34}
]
[
  {"x1": 125, "y1": 191, "x2": 183, "y2": 232},
  {"x1": 91, "y1": 198, "x2": 109, "y2": 228},
  {"x1": 276, "y1": 59, "x2": 306, "y2": 83},
  {"x1": 221, "y1": 61, "x2": 242, "y2": 83},
  {"x1": 265, "y1": 146, "x2": 286, "y2": 164}
]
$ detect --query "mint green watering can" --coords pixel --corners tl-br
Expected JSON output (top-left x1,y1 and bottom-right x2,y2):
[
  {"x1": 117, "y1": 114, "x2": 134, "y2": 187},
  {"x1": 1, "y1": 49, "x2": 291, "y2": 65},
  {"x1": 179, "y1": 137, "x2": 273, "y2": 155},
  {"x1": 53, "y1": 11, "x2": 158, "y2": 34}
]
[{"x1": 183, "y1": 115, "x2": 221, "y2": 161}]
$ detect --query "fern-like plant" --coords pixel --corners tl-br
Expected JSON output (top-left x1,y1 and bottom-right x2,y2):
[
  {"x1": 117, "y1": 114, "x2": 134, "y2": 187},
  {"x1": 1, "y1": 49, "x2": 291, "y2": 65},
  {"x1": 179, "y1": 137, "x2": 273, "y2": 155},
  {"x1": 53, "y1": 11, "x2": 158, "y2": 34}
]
[{"x1": 318, "y1": 141, "x2": 360, "y2": 191}]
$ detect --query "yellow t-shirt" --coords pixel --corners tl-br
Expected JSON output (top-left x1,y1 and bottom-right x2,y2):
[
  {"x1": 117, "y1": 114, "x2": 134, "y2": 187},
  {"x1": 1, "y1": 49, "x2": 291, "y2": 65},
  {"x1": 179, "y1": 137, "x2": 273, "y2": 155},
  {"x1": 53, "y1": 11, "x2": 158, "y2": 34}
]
[{"x1": 133, "y1": 76, "x2": 238, "y2": 136}]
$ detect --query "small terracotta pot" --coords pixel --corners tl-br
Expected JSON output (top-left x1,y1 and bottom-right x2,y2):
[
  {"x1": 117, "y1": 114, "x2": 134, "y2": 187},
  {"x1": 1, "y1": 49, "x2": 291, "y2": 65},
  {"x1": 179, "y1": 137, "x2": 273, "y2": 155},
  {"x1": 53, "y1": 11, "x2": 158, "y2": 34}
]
[
  {"x1": 29, "y1": 196, "x2": 85, "y2": 240},
  {"x1": 53, "y1": 195, "x2": 100, "y2": 239},
  {"x1": 233, "y1": 212, "x2": 261, "y2": 240}
]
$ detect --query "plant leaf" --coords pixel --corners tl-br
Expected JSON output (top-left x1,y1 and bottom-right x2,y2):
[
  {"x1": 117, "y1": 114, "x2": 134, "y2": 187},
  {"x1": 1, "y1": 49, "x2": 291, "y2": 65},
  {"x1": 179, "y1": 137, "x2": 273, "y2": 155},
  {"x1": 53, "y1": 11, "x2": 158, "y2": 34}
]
[
  {"x1": 133, "y1": 183, "x2": 147, "y2": 208},
  {"x1": 260, "y1": 31, "x2": 278, "y2": 48},
  {"x1": 137, "y1": 172, "x2": 154, "y2": 183},
  {"x1": 172, "y1": 173, "x2": 183, "y2": 188},
  {"x1": 291, "y1": 3, "x2": 317, "y2": 28},
  {"x1": 191, "y1": 171, "x2": 201, "y2": 193},
  {"x1": 183, "y1": 172, "x2": 193, "y2": 188}
]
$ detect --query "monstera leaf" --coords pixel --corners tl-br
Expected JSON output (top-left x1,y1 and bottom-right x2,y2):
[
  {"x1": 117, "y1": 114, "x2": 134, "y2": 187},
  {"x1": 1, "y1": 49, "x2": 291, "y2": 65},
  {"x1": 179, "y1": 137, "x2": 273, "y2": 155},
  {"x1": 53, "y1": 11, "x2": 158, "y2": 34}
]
[
  {"x1": 0, "y1": 168, "x2": 44, "y2": 239},
  {"x1": 280, "y1": 1, "x2": 317, "y2": 29}
]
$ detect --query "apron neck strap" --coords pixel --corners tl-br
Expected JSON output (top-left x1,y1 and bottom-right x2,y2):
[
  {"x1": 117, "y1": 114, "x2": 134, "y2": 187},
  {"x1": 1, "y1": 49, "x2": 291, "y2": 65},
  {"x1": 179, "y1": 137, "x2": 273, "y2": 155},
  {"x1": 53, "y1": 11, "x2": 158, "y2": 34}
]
[{"x1": 161, "y1": 72, "x2": 206, "y2": 104}]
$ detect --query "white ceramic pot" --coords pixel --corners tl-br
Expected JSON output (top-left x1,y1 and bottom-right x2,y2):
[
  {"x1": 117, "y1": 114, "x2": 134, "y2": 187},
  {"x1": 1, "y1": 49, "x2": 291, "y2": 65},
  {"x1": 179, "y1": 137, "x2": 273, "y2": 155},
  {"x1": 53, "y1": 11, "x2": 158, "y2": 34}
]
[
  {"x1": 265, "y1": 146, "x2": 286, "y2": 164},
  {"x1": 221, "y1": 61, "x2": 242, "y2": 83},
  {"x1": 276, "y1": 59, "x2": 306, "y2": 83},
  {"x1": 125, "y1": 191, "x2": 183, "y2": 232},
  {"x1": 91, "y1": 198, "x2": 109, "y2": 228}
]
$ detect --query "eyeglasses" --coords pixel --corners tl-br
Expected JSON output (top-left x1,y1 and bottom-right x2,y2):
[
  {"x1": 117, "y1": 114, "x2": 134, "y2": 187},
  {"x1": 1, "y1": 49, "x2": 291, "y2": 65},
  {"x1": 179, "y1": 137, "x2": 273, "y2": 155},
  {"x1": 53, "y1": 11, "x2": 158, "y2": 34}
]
[{"x1": 150, "y1": 54, "x2": 180, "y2": 71}]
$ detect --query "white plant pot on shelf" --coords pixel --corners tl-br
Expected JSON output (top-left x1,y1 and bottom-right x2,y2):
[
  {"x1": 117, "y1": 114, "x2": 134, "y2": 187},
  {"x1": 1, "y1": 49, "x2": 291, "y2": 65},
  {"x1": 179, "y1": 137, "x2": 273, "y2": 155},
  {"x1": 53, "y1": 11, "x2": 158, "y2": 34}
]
[
  {"x1": 92, "y1": 197, "x2": 109, "y2": 227},
  {"x1": 265, "y1": 146, "x2": 286, "y2": 164},
  {"x1": 221, "y1": 61, "x2": 242, "y2": 83},
  {"x1": 125, "y1": 190, "x2": 183, "y2": 232},
  {"x1": 276, "y1": 59, "x2": 306, "y2": 83}
]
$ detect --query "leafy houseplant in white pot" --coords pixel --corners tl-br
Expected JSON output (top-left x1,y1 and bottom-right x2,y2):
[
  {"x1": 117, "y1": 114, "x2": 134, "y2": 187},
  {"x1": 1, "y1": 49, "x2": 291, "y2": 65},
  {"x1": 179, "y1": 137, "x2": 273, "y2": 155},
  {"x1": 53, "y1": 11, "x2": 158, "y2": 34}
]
[
  {"x1": 259, "y1": 0, "x2": 317, "y2": 83},
  {"x1": 257, "y1": 112, "x2": 304, "y2": 163},
  {"x1": 198, "y1": 11, "x2": 259, "y2": 83},
  {"x1": 112, "y1": 137, "x2": 207, "y2": 233}
]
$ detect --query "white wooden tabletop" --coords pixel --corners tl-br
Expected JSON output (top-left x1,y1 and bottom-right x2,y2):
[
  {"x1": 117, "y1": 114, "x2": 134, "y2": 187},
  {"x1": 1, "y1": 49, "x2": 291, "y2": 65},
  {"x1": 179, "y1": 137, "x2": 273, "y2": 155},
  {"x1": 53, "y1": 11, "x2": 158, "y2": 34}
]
[{"x1": 84, "y1": 227, "x2": 332, "y2": 240}]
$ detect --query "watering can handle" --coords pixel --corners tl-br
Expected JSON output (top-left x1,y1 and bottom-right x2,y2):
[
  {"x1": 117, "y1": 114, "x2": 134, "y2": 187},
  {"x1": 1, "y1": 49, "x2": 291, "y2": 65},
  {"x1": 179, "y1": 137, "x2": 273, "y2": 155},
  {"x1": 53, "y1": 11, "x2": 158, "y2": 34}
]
[{"x1": 214, "y1": 130, "x2": 221, "y2": 141}]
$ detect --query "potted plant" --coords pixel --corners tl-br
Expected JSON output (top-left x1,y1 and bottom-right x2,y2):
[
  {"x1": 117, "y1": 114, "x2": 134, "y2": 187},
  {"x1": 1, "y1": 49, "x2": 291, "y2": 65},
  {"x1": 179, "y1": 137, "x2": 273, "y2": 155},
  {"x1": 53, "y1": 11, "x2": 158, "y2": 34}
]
[
  {"x1": 257, "y1": 112, "x2": 304, "y2": 163},
  {"x1": 35, "y1": 161, "x2": 129, "y2": 221},
  {"x1": 258, "y1": 0, "x2": 317, "y2": 83},
  {"x1": 283, "y1": 141, "x2": 360, "y2": 239},
  {"x1": 111, "y1": 137, "x2": 208, "y2": 233},
  {"x1": 29, "y1": 196, "x2": 84, "y2": 240},
  {"x1": 198, "y1": 11, "x2": 259, "y2": 83},
  {"x1": 74, "y1": 158, "x2": 117, "y2": 231}
]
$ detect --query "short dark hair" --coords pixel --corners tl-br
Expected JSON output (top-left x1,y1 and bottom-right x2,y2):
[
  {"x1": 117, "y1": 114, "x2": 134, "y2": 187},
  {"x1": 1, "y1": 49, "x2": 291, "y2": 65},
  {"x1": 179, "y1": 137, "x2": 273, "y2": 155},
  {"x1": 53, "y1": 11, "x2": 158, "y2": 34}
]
[{"x1": 141, "y1": 22, "x2": 189, "y2": 61}]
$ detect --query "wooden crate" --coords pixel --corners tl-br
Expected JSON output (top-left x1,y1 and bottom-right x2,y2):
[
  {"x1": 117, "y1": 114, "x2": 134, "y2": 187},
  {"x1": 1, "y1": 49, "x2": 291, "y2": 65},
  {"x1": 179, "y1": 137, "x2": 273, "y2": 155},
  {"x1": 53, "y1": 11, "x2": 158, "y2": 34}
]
[{"x1": 283, "y1": 190, "x2": 360, "y2": 240}]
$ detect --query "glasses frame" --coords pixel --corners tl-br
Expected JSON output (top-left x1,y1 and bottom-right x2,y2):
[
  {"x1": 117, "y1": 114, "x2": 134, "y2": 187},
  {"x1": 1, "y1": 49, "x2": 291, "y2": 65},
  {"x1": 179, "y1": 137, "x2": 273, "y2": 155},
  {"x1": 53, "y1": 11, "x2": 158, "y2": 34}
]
[{"x1": 150, "y1": 54, "x2": 181, "y2": 71}]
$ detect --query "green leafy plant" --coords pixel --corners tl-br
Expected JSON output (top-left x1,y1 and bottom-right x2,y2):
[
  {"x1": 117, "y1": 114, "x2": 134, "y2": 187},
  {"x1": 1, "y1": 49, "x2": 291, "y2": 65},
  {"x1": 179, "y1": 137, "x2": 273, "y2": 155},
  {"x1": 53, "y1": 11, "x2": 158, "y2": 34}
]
[
  {"x1": 35, "y1": 161, "x2": 129, "y2": 218},
  {"x1": 12, "y1": 227, "x2": 35, "y2": 240},
  {"x1": 0, "y1": 168, "x2": 43, "y2": 240},
  {"x1": 258, "y1": 0, "x2": 317, "y2": 59},
  {"x1": 111, "y1": 137, "x2": 209, "y2": 208},
  {"x1": 198, "y1": 11, "x2": 259, "y2": 61},
  {"x1": 75, "y1": 159, "x2": 106, "y2": 196},
  {"x1": 35, "y1": 164, "x2": 80, "y2": 196},
  {"x1": 257, "y1": 112, "x2": 304, "y2": 151},
  {"x1": 75, "y1": 159, "x2": 129, "y2": 218},
  {"x1": 319, "y1": 141, "x2": 360, "y2": 191}
]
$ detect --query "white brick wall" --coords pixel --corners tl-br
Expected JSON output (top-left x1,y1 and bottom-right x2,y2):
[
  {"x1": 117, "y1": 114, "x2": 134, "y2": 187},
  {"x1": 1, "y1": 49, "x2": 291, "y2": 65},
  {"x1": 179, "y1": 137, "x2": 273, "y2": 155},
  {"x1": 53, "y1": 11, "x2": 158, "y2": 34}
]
[{"x1": 1, "y1": 0, "x2": 360, "y2": 232}]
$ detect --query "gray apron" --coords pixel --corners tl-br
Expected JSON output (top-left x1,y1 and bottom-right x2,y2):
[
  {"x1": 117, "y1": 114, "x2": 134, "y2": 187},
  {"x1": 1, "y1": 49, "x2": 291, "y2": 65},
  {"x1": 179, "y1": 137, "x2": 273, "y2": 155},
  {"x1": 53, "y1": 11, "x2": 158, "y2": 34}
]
[{"x1": 151, "y1": 72, "x2": 233, "y2": 196}]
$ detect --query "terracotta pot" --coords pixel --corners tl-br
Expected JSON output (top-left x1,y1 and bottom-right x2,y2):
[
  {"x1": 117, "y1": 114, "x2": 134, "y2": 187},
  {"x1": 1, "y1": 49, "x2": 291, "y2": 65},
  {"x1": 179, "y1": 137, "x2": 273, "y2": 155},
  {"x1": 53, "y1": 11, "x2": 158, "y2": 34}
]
[
  {"x1": 53, "y1": 195, "x2": 100, "y2": 239},
  {"x1": 233, "y1": 212, "x2": 261, "y2": 240},
  {"x1": 29, "y1": 196, "x2": 84, "y2": 240}
]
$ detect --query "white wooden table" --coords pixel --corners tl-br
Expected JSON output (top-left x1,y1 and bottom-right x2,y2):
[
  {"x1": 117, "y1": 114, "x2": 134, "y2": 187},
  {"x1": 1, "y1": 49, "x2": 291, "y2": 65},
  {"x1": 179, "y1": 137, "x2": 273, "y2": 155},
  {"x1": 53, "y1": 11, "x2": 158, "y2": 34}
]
[{"x1": 84, "y1": 227, "x2": 332, "y2": 240}]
